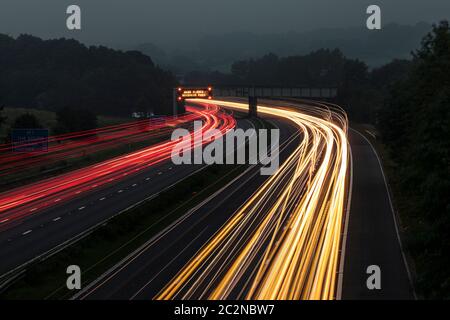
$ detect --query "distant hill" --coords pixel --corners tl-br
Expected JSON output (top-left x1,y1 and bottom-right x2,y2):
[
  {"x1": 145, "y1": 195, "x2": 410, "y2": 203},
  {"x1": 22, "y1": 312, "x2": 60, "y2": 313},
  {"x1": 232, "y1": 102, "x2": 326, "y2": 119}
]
[
  {"x1": 0, "y1": 34, "x2": 177, "y2": 116},
  {"x1": 134, "y1": 22, "x2": 430, "y2": 73}
]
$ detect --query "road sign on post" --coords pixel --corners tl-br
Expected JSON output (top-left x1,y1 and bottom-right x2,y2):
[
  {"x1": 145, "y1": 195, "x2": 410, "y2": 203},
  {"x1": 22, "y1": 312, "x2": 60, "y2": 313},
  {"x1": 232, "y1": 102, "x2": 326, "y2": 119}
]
[{"x1": 12, "y1": 128, "x2": 49, "y2": 152}]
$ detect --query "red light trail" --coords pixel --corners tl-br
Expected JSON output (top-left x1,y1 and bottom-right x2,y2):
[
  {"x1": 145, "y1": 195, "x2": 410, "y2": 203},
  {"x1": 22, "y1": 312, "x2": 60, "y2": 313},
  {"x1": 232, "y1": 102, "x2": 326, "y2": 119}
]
[
  {"x1": 0, "y1": 104, "x2": 235, "y2": 227},
  {"x1": 0, "y1": 113, "x2": 201, "y2": 177}
]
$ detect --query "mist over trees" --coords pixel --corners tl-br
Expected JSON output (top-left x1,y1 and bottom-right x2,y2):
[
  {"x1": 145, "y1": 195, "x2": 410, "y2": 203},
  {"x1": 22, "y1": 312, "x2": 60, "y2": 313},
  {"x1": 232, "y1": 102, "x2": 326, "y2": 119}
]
[
  {"x1": 185, "y1": 49, "x2": 413, "y2": 122},
  {"x1": 0, "y1": 34, "x2": 177, "y2": 117}
]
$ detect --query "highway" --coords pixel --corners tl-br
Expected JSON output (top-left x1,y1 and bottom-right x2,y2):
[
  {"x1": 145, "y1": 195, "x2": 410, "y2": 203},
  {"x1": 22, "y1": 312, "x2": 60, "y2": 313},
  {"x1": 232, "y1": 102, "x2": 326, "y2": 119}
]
[
  {"x1": 0, "y1": 98, "x2": 414, "y2": 300},
  {"x1": 0, "y1": 104, "x2": 237, "y2": 277},
  {"x1": 341, "y1": 129, "x2": 415, "y2": 299},
  {"x1": 76, "y1": 99, "x2": 350, "y2": 300}
]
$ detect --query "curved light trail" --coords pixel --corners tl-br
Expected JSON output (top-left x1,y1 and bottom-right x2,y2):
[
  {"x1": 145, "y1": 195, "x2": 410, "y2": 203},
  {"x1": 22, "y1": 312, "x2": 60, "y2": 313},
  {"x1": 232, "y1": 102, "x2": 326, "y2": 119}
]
[
  {"x1": 156, "y1": 99, "x2": 349, "y2": 300},
  {"x1": 0, "y1": 104, "x2": 235, "y2": 226},
  {"x1": 0, "y1": 112, "x2": 200, "y2": 177}
]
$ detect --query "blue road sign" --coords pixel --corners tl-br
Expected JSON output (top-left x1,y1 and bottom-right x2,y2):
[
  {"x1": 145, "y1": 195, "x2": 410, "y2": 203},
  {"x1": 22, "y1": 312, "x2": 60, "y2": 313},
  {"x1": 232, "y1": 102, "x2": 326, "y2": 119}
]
[{"x1": 12, "y1": 129, "x2": 49, "y2": 152}]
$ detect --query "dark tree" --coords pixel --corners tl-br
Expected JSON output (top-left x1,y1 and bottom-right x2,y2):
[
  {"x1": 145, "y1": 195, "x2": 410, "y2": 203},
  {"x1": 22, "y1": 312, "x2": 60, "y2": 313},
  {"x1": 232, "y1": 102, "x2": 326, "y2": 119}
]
[
  {"x1": 0, "y1": 34, "x2": 177, "y2": 116},
  {"x1": 54, "y1": 106, "x2": 98, "y2": 134},
  {"x1": 0, "y1": 105, "x2": 6, "y2": 130},
  {"x1": 379, "y1": 21, "x2": 450, "y2": 298},
  {"x1": 12, "y1": 113, "x2": 42, "y2": 129}
]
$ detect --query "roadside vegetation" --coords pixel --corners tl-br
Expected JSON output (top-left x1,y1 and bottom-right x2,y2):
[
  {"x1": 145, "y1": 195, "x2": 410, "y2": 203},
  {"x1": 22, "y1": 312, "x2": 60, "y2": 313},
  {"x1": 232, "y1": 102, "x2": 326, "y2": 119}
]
[
  {"x1": 377, "y1": 22, "x2": 450, "y2": 299},
  {"x1": 349, "y1": 22, "x2": 449, "y2": 299}
]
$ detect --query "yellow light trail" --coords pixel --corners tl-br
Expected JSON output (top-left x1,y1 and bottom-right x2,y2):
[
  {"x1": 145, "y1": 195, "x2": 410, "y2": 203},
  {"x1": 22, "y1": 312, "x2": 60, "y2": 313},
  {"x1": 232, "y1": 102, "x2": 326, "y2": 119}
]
[{"x1": 156, "y1": 99, "x2": 350, "y2": 300}]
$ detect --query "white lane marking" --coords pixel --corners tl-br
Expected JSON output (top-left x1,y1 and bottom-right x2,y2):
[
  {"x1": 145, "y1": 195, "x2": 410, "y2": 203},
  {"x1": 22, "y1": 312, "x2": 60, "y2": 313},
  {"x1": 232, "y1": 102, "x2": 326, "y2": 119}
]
[
  {"x1": 22, "y1": 230, "x2": 32, "y2": 235},
  {"x1": 145, "y1": 177, "x2": 150, "y2": 181},
  {"x1": 365, "y1": 129, "x2": 377, "y2": 139},
  {"x1": 118, "y1": 190, "x2": 123, "y2": 193},
  {"x1": 132, "y1": 184, "x2": 137, "y2": 187},
  {"x1": 168, "y1": 167, "x2": 172, "y2": 170},
  {"x1": 0, "y1": 219, "x2": 9, "y2": 224},
  {"x1": 78, "y1": 206, "x2": 85, "y2": 211},
  {"x1": 129, "y1": 227, "x2": 209, "y2": 300},
  {"x1": 53, "y1": 217, "x2": 61, "y2": 222},
  {"x1": 336, "y1": 141, "x2": 353, "y2": 300},
  {"x1": 158, "y1": 172, "x2": 162, "y2": 175},
  {"x1": 99, "y1": 197, "x2": 106, "y2": 201},
  {"x1": 54, "y1": 198, "x2": 61, "y2": 203}
]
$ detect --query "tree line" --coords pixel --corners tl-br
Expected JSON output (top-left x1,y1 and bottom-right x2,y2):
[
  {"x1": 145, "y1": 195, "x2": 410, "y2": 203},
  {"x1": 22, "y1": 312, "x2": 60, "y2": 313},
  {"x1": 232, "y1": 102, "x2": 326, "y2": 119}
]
[
  {"x1": 186, "y1": 22, "x2": 450, "y2": 298},
  {"x1": 185, "y1": 49, "x2": 412, "y2": 123},
  {"x1": 0, "y1": 34, "x2": 177, "y2": 118},
  {"x1": 379, "y1": 21, "x2": 450, "y2": 298}
]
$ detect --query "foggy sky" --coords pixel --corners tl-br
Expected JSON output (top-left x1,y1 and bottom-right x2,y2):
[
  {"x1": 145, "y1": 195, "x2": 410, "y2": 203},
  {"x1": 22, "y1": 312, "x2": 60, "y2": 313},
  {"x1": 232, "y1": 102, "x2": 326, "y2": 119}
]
[{"x1": 0, "y1": 0, "x2": 449, "y2": 47}]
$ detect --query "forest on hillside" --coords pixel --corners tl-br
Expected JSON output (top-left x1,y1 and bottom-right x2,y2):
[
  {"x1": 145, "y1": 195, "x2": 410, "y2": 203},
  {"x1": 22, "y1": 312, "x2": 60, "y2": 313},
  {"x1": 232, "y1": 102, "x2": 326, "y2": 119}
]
[
  {"x1": 379, "y1": 22, "x2": 450, "y2": 299},
  {"x1": 0, "y1": 34, "x2": 177, "y2": 117}
]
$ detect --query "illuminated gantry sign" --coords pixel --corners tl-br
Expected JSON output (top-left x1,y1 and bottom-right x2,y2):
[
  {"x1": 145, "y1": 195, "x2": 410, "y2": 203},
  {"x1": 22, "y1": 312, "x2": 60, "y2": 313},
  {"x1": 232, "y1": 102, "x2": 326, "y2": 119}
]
[{"x1": 177, "y1": 87, "x2": 213, "y2": 102}]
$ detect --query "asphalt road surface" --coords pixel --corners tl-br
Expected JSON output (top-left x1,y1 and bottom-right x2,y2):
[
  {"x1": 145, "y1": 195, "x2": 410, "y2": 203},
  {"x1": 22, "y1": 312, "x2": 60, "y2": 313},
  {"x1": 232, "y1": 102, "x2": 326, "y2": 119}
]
[
  {"x1": 0, "y1": 117, "x2": 255, "y2": 278},
  {"x1": 341, "y1": 129, "x2": 414, "y2": 299},
  {"x1": 1, "y1": 100, "x2": 414, "y2": 300}
]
